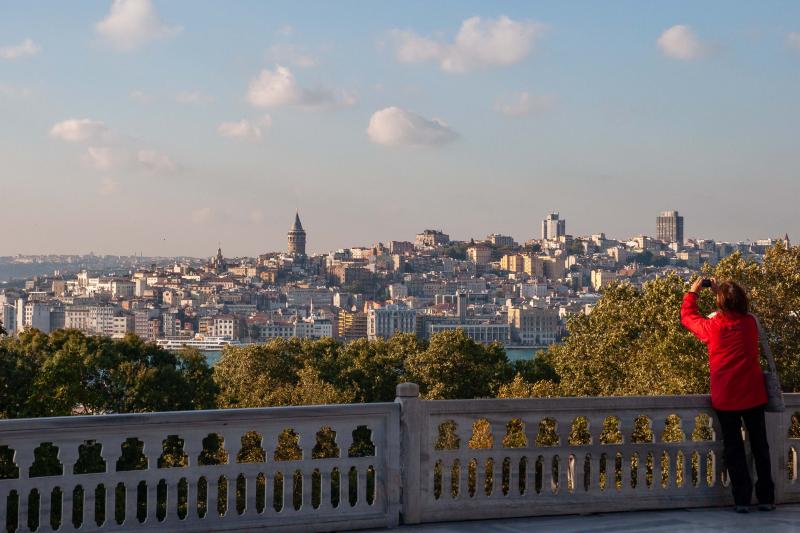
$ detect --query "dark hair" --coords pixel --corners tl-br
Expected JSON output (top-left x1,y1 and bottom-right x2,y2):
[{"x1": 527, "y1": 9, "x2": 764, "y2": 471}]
[{"x1": 716, "y1": 281, "x2": 749, "y2": 315}]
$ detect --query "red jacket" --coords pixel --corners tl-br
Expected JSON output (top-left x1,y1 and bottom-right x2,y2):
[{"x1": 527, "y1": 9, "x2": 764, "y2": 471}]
[{"x1": 680, "y1": 292, "x2": 767, "y2": 411}]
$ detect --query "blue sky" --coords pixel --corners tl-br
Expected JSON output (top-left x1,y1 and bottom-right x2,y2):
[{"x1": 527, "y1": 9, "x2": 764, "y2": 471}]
[{"x1": 1, "y1": 1, "x2": 799, "y2": 256}]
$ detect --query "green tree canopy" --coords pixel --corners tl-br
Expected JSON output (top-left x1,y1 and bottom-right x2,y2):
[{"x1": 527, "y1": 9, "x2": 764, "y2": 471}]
[
  {"x1": 405, "y1": 328, "x2": 513, "y2": 399},
  {"x1": 0, "y1": 329, "x2": 217, "y2": 418}
]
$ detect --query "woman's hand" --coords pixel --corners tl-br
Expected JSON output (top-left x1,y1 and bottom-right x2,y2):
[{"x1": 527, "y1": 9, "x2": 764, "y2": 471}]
[
  {"x1": 689, "y1": 277, "x2": 717, "y2": 294},
  {"x1": 689, "y1": 278, "x2": 705, "y2": 294}
]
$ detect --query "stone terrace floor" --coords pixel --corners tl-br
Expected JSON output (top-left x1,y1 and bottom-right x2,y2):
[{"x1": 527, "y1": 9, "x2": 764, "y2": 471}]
[{"x1": 359, "y1": 504, "x2": 800, "y2": 532}]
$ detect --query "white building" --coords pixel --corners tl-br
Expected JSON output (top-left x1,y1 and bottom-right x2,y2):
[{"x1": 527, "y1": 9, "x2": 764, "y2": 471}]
[
  {"x1": 367, "y1": 305, "x2": 417, "y2": 340},
  {"x1": 22, "y1": 301, "x2": 51, "y2": 333},
  {"x1": 520, "y1": 282, "x2": 549, "y2": 299},
  {"x1": 211, "y1": 315, "x2": 237, "y2": 338},
  {"x1": 428, "y1": 323, "x2": 510, "y2": 344}
]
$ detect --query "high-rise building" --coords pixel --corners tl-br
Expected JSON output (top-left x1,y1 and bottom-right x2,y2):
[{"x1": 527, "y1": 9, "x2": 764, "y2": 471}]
[
  {"x1": 288, "y1": 211, "x2": 307, "y2": 256},
  {"x1": 656, "y1": 210, "x2": 684, "y2": 246},
  {"x1": 541, "y1": 212, "x2": 566, "y2": 241}
]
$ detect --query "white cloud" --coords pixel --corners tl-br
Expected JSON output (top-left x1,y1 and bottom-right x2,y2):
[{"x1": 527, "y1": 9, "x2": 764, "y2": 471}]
[
  {"x1": 191, "y1": 207, "x2": 214, "y2": 224},
  {"x1": 137, "y1": 149, "x2": 177, "y2": 173},
  {"x1": 657, "y1": 25, "x2": 711, "y2": 60},
  {"x1": 267, "y1": 44, "x2": 318, "y2": 68},
  {"x1": 96, "y1": 0, "x2": 180, "y2": 51},
  {"x1": 99, "y1": 177, "x2": 119, "y2": 196},
  {"x1": 175, "y1": 91, "x2": 212, "y2": 104},
  {"x1": 367, "y1": 107, "x2": 458, "y2": 147},
  {"x1": 389, "y1": 16, "x2": 546, "y2": 73},
  {"x1": 51, "y1": 117, "x2": 177, "y2": 174},
  {"x1": 247, "y1": 65, "x2": 355, "y2": 109},
  {"x1": 218, "y1": 116, "x2": 271, "y2": 141},
  {"x1": 495, "y1": 91, "x2": 555, "y2": 117},
  {"x1": 0, "y1": 38, "x2": 40, "y2": 60},
  {"x1": 788, "y1": 32, "x2": 800, "y2": 52},
  {"x1": 50, "y1": 119, "x2": 110, "y2": 143},
  {"x1": 83, "y1": 146, "x2": 118, "y2": 171}
]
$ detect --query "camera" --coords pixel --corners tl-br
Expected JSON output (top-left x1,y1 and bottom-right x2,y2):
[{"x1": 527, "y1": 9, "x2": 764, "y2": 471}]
[{"x1": 700, "y1": 279, "x2": 713, "y2": 288}]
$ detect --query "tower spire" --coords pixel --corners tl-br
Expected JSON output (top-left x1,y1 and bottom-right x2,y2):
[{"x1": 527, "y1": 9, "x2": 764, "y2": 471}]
[{"x1": 288, "y1": 210, "x2": 307, "y2": 256}]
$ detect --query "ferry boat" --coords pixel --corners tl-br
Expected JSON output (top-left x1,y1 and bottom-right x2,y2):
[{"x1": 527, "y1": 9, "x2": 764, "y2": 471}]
[{"x1": 156, "y1": 335, "x2": 245, "y2": 352}]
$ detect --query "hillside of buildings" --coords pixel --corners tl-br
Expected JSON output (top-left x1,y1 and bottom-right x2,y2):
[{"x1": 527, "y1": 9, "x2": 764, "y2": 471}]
[{"x1": 2, "y1": 240, "x2": 798, "y2": 420}]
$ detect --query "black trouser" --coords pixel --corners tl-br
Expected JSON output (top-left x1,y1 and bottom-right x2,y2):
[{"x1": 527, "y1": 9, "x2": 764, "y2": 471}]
[{"x1": 715, "y1": 405, "x2": 774, "y2": 506}]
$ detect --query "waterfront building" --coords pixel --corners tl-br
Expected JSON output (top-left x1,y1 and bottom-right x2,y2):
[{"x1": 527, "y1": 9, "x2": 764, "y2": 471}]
[
  {"x1": 507, "y1": 305, "x2": 561, "y2": 346},
  {"x1": 367, "y1": 304, "x2": 417, "y2": 340}
]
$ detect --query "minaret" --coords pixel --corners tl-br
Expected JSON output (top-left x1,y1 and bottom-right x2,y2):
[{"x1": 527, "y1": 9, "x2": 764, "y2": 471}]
[{"x1": 288, "y1": 211, "x2": 307, "y2": 256}]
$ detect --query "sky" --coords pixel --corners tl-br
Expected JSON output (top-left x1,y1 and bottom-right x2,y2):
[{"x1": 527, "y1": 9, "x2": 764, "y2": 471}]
[{"x1": 1, "y1": 0, "x2": 799, "y2": 257}]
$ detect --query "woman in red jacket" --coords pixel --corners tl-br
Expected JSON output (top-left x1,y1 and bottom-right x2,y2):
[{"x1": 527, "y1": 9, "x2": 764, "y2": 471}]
[{"x1": 681, "y1": 278, "x2": 774, "y2": 512}]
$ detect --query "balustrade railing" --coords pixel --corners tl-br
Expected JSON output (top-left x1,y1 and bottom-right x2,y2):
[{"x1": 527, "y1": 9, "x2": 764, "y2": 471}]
[
  {"x1": 2, "y1": 387, "x2": 799, "y2": 532},
  {"x1": 0, "y1": 403, "x2": 400, "y2": 532},
  {"x1": 397, "y1": 385, "x2": 800, "y2": 524}
]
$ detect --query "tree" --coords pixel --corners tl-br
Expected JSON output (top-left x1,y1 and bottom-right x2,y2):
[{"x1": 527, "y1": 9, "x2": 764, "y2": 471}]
[
  {"x1": 405, "y1": 329, "x2": 513, "y2": 399},
  {"x1": 0, "y1": 342, "x2": 38, "y2": 418},
  {"x1": 214, "y1": 338, "x2": 304, "y2": 408},
  {"x1": 545, "y1": 273, "x2": 709, "y2": 397},
  {"x1": 1, "y1": 329, "x2": 217, "y2": 417}
]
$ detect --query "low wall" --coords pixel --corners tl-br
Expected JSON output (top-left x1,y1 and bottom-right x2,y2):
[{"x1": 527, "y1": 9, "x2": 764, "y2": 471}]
[{"x1": 1, "y1": 388, "x2": 799, "y2": 532}]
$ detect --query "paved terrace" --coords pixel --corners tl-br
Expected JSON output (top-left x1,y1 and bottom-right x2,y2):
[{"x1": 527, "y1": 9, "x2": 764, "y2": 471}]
[
  {"x1": 1, "y1": 384, "x2": 799, "y2": 532},
  {"x1": 371, "y1": 505, "x2": 800, "y2": 532}
]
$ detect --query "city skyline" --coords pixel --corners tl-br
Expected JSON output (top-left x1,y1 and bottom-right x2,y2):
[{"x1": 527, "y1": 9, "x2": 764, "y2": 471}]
[{"x1": 2, "y1": 1, "x2": 800, "y2": 256}]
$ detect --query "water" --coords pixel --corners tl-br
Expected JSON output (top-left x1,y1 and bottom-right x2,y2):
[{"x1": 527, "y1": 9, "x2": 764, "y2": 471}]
[
  {"x1": 201, "y1": 346, "x2": 540, "y2": 365},
  {"x1": 504, "y1": 347, "x2": 543, "y2": 362},
  {"x1": 204, "y1": 350, "x2": 222, "y2": 366}
]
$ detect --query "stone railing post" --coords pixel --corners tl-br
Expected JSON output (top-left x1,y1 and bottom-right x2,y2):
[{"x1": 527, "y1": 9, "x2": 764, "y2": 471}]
[
  {"x1": 396, "y1": 382, "x2": 421, "y2": 524},
  {"x1": 765, "y1": 412, "x2": 786, "y2": 503}
]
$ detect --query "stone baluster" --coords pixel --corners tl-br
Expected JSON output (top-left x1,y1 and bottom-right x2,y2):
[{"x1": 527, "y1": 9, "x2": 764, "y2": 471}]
[
  {"x1": 299, "y1": 430, "x2": 317, "y2": 513},
  {"x1": 221, "y1": 430, "x2": 239, "y2": 518},
  {"x1": 616, "y1": 417, "x2": 631, "y2": 494},
  {"x1": 182, "y1": 432, "x2": 204, "y2": 524},
  {"x1": 556, "y1": 418, "x2": 571, "y2": 495},
  {"x1": 454, "y1": 418, "x2": 471, "y2": 501},
  {"x1": 488, "y1": 420, "x2": 505, "y2": 499},
  {"x1": 261, "y1": 428, "x2": 277, "y2": 515},
  {"x1": 142, "y1": 435, "x2": 163, "y2": 525},
  {"x1": 338, "y1": 423, "x2": 356, "y2": 508},
  {"x1": 100, "y1": 436, "x2": 125, "y2": 528}
]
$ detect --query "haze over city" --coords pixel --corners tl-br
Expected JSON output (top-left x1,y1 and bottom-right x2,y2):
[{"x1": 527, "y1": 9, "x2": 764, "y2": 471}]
[{"x1": 2, "y1": 0, "x2": 799, "y2": 256}]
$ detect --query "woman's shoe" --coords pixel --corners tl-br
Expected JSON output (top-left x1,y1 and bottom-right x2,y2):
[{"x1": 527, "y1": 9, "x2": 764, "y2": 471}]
[
  {"x1": 758, "y1": 504, "x2": 776, "y2": 511},
  {"x1": 735, "y1": 505, "x2": 750, "y2": 513}
]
